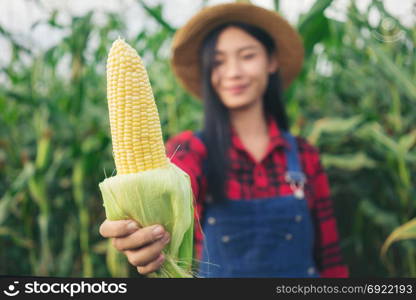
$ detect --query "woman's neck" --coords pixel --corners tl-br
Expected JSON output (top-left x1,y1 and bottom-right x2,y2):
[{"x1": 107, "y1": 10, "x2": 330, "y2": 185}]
[{"x1": 229, "y1": 102, "x2": 268, "y2": 139}]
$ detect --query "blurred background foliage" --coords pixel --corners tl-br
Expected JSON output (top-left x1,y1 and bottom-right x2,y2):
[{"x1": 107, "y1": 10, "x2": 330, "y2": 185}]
[{"x1": 0, "y1": 0, "x2": 415, "y2": 277}]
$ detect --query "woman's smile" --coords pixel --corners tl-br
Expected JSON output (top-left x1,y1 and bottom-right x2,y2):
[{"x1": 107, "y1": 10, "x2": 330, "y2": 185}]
[{"x1": 225, "y1": 83, "x2": 249, "y2": 95}]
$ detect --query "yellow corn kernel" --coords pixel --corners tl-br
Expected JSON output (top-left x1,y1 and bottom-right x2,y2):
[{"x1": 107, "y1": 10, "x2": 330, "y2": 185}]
[{"x1": 106, "y1": 38, "x2": 168, "y2": 174}]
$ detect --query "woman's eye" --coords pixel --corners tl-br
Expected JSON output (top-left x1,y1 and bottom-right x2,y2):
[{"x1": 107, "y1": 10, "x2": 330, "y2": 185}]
[
  {"x1": 242, "y1": 53, "x2": 255, "y2": 60},
  {"x1": 213, "y1": 60, "x2": 223, "y2": 67}
]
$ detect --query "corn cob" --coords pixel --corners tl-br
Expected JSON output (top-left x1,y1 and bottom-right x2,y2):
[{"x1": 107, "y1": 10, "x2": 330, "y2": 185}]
[
  {"x1": 106, "y1": 39, "x2": 169, "y2": 174},
  {"x1": 99, "y1": 38, "x2": 194, "y2": 278}
]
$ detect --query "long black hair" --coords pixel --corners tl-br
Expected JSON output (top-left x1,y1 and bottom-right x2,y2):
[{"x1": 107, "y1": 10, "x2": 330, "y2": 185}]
[{"x1": 200, "y1": 22, "x2": 289, "y2": 203}]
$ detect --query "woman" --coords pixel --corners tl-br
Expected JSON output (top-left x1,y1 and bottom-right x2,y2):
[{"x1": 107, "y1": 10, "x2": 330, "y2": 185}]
[{"x1": 99, "y1": 3, "x2": 349, "y2": 278}]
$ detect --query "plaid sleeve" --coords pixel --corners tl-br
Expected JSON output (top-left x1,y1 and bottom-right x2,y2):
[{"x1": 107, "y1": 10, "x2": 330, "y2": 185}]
[
  {"x1": 310, "y1": 153, "x2": 349, "y2": 277},
  {"x1": 165, "y1": 130, "x2": 207, "y2": 261},
  {"x1": 165, "y1": 130, "x2": 206, "y2": 200},
  {"x1": 297, "y1": 137, "x2": 349, "y2": 278}
]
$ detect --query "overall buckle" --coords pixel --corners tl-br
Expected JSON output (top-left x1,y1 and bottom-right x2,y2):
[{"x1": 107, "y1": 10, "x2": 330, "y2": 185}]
[{"x1": 284, "y1": 171, "x2": 306, "y2": 199}]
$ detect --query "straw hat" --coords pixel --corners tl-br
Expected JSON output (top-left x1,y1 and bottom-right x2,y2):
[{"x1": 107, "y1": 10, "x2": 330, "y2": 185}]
[{"x1": 171, "y1": 2, "x2": 304, "y2": 100}]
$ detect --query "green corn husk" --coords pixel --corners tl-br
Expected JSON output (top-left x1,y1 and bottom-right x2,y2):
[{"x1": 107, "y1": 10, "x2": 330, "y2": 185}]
[{"x1": 99, "y1": 163, "x2": 194, "y2": 278}]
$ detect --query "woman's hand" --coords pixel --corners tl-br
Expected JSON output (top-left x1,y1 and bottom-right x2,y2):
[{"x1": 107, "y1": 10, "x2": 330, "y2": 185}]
[{"x1": 99, "y1": 219, "x2": 170, "y2": 275}]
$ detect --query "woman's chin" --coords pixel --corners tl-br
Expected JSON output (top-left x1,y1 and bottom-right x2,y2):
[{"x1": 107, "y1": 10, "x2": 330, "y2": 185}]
[{"x1": 225, "y1": 101, "x2": 254, "y2": 112}]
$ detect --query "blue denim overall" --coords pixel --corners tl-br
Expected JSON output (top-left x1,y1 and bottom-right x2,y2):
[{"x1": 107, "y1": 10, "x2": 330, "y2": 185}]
[{"x1": 194, "y1": 131, "x2": 319, "y2": 278}]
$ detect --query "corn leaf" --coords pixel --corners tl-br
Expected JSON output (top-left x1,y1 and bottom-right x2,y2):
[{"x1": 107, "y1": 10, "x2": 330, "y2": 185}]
[{"x1": 381, "y1": 218, "x2": 416, "y2": 258}]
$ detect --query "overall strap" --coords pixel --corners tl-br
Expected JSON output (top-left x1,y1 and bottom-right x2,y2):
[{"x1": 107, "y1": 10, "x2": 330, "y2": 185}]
[
  {"x1": 281, "y1": 131, "x2": 306, "y2": 191},
  {"x1": 194, "y1": 130, "x2": 205, "y2": 144},
  {"x1": 281, "y1": 131, "x2": 302, "y2": 173}
]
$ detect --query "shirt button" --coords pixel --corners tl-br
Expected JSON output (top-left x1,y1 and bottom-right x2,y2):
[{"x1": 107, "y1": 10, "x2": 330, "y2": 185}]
[
  {"x1": 207, "y1": 217, "x2": 216, "y2": 225},
  {"x1": 221, "y1": 235, "x2": 230, "y2": 243},
  {"x1": 285, "y1": 233, "x2": 293, "y2": 240},
  {"x1": 295, "y1": 215, "x2": 303, "y2": 222},
  {"x1": 307, "y1": 267, "x2": 315, "y2": 275}
]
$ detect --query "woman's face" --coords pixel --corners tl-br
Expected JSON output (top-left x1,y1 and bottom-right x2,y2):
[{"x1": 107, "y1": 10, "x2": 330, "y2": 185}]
[{"x1": 211, "y1": 26, "x2": 278, "y2": 111}]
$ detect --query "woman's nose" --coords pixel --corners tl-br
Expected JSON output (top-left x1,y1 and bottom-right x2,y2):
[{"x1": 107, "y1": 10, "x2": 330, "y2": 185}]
[{"x1": 223, "y1": 58, "x2": 243, "y2": 78}]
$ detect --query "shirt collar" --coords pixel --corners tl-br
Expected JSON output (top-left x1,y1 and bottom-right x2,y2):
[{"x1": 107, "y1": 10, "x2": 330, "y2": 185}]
[{"x1": 230, "y1": 115, "x2": 289, "y2": 153}]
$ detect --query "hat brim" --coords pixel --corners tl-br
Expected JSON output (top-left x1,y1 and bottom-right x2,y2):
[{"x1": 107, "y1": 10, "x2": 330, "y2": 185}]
[{"x1": 171, "y1": 3, "x2": 304, "y2": 100}]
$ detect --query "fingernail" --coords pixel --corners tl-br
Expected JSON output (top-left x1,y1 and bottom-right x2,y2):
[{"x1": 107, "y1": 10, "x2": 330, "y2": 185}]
[
  {"x1": 127, "y1": 221, "x2": 139, "y2": 231},
  {"x1": 161, "y1": 234, "x2": 170, "y2": 244},
  {"x1": 152, "y1": 225, "x2": 164, "y2": 239},
  {"x1": 158, "y1": 253, "x2": 165, "y2": 263}
]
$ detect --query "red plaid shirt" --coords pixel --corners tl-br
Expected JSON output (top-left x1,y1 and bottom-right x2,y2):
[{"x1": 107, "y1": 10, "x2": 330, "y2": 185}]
[{"x1": 165, "y1": 116, "x2": 349, "y2": 278}]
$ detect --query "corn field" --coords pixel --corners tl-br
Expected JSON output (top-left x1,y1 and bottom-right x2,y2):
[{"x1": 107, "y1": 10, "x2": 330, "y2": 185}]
[{"x1": 0, "y1": 0, "x2": 415, "y2": 277}]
